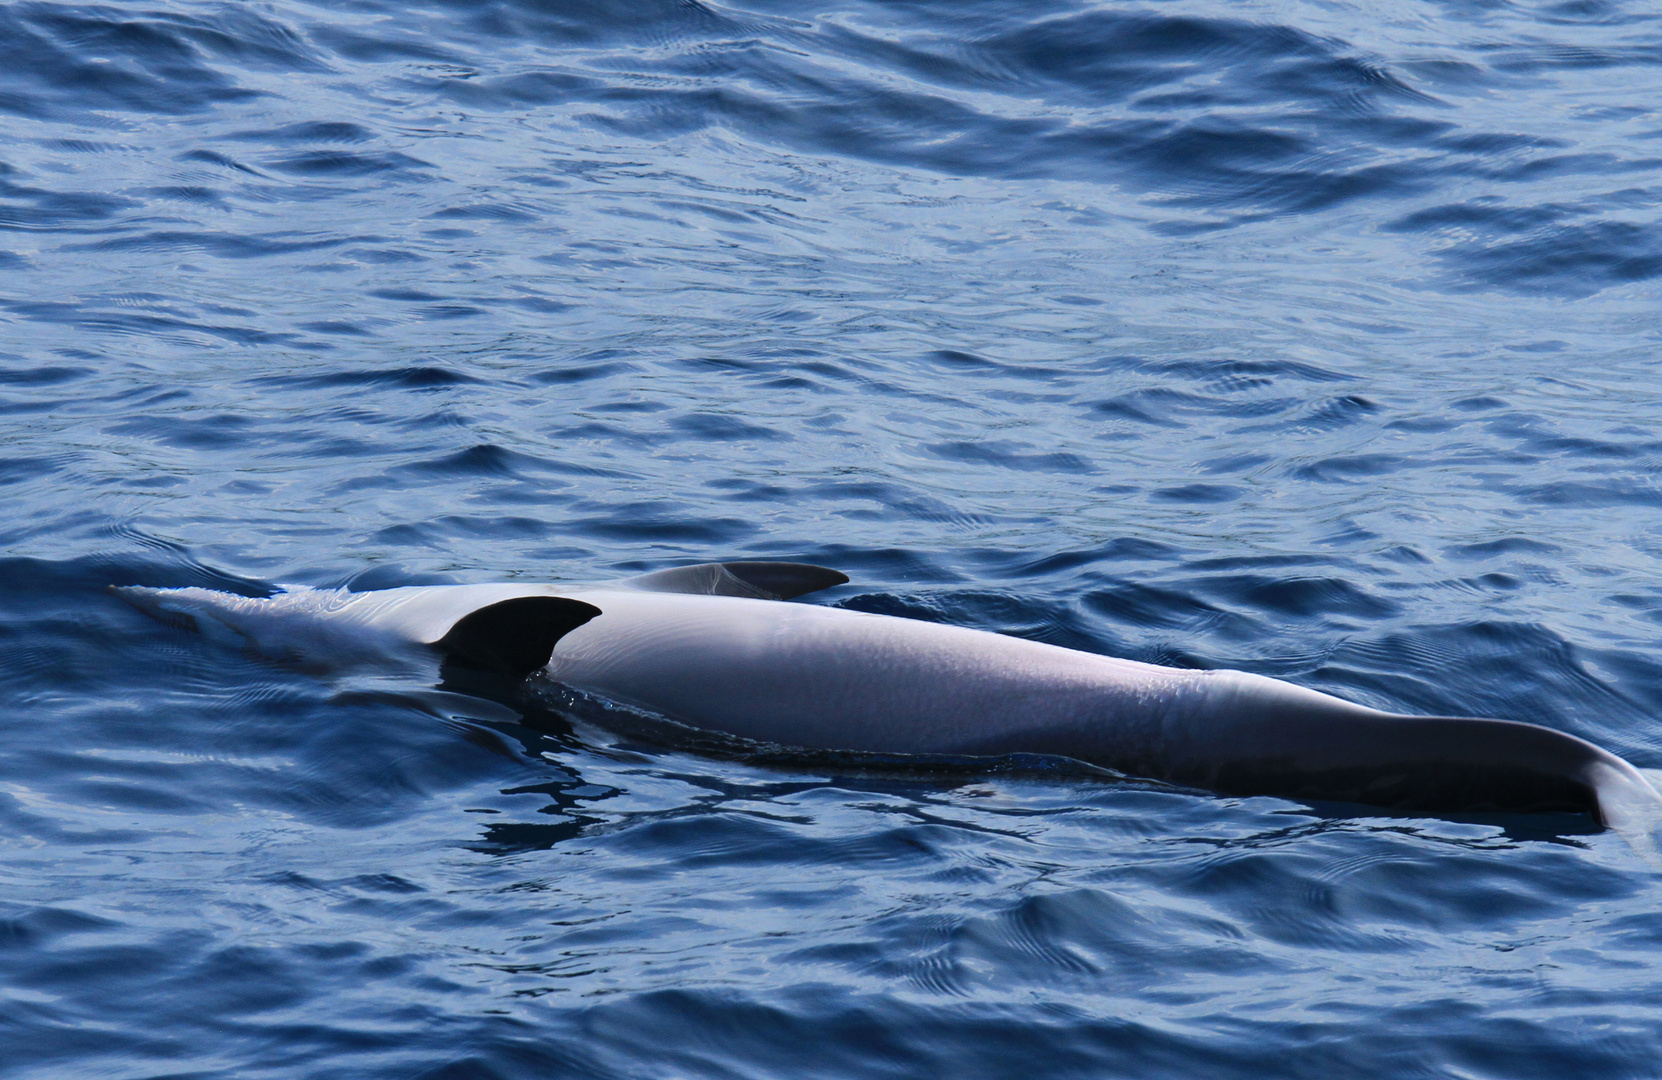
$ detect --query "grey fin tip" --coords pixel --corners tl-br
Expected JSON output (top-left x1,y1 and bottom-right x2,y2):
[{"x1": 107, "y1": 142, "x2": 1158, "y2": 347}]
[
  {"x1": 621, "y1": 561, "x2": 849, "y2": 600},
  {"x1": 722, "y1": 561, "x2": 849, "y2": 600},
  {"x1": 435, "y1": 596, "x2": 601, "y2": 678}
]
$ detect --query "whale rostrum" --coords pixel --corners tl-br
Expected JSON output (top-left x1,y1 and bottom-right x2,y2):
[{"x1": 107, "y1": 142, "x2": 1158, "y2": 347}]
[{"x1": 112, "y1": 560, "x2": 1662, "y2": 837}]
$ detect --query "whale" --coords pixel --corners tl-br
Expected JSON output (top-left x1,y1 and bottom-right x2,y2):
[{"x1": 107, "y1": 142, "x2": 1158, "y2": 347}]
[{"x1": 112, "y1": 560, "x2": 1662, "y2": 837}]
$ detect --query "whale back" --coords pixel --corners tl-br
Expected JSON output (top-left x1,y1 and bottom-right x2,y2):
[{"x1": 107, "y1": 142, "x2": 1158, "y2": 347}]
[{"x1": 112, "y1": 568, "x2": 1662, "y2": 844}]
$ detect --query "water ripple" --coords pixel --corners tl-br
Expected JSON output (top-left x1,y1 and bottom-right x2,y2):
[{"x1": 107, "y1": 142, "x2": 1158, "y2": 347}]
[{"x1": 4, "y1": 0, "x2": 1662, "y2": 1075}]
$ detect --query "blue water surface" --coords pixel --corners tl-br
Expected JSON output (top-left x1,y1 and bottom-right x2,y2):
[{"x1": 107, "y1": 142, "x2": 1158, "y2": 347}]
[{"x1": 5, "y1": 0, "x2": 1662, "y2": 1076}]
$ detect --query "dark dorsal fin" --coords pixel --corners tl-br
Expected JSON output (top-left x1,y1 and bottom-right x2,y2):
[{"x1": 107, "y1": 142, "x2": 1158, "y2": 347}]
[
  {"x1": 435, "y1": 596, "x2": 602, "y2": 677},
  {"x1": 618, "y1": 561, "x2": 848, "y2": 601},
  {"x1": 724, "y1": 562, "x2": 849, "y2": 599}
]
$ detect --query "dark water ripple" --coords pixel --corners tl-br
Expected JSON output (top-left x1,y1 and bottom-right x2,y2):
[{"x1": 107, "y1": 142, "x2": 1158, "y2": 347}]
[{"x1": 4, "y1": 0, "x2": 1662, "y2": 1075}]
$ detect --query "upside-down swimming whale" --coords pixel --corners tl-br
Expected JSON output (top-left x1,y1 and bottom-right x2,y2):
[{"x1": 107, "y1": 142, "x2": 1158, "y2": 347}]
[{"x1": 113, "y1": 560, "x2": 1662, "y2": 836}]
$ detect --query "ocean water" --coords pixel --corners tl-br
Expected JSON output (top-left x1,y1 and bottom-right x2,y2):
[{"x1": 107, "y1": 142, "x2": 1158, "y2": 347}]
[{"x1": 4, "y1": 0, "x2": 1662, "y2": 1075}]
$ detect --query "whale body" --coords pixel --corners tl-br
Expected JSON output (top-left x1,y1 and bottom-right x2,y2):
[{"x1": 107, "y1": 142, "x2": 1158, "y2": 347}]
[{"x1": 113, "y1": 560, "x2": 1662, "y2": 835}]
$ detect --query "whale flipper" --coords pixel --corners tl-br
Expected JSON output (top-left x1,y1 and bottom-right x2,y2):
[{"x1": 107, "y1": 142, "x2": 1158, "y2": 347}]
[
  {"x1": 435, "y1": 596, "x2": 602, "y2": 677},
  {"x1": 619, "y1": 561, "x2": 848, "y2": 601}
]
